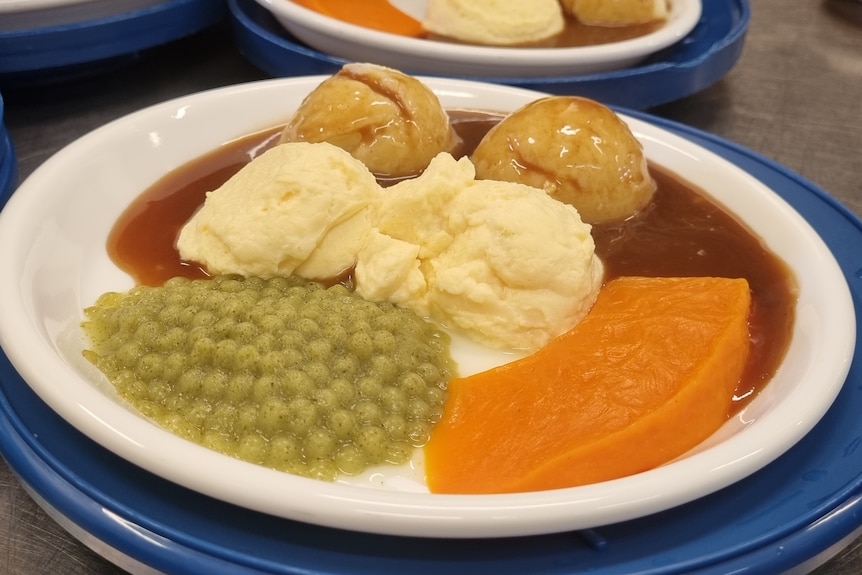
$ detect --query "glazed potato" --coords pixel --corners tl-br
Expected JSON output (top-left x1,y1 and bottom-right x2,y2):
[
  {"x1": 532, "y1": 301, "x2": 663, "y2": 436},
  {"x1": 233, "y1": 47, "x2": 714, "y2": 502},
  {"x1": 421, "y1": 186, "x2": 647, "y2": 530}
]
[
  {"x1": 561, "y1": 0, "x2": 669, "y2": 26},
  {"x1": 471, "y1": 96, "x2": 656, "y2": 224},
  {"x1": 280, "y1": 63, "x2": 459, "y2": 178}
]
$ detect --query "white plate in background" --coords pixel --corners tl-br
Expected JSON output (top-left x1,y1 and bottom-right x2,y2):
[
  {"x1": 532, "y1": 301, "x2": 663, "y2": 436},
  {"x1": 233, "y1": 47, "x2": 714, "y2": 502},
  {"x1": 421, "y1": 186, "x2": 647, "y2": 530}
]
[{"x1": 253, "y1": 0, "x2": 702, "y2": 77}]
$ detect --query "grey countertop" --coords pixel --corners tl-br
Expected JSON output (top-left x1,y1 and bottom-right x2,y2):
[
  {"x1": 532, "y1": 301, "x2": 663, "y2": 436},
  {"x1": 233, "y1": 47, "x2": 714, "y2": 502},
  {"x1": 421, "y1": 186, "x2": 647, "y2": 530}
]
[{"x1": 1, "y1": 0, "x2": 861, "y2": 573}]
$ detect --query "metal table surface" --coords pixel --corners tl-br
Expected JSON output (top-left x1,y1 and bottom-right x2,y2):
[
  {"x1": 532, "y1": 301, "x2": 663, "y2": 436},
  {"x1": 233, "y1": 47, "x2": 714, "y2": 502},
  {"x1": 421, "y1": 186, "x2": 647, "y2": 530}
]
[{"x1": 1, "y1": 0, "x2": 861, "y2": 573}]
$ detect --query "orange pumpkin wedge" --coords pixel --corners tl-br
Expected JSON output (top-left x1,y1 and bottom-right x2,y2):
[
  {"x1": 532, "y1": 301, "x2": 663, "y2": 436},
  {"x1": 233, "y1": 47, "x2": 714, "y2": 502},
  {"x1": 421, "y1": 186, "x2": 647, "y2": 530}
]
[
  {"x1": 292, "y1": 0, "x2": 425, "y2": 37},
  {"x1": 424, "y1": 276, "x2": 752, "y2": 494}
]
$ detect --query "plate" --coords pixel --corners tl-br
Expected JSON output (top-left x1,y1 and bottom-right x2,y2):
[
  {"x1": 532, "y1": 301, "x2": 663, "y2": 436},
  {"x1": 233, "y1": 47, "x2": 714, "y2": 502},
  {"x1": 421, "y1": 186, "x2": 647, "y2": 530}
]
[
  {"x1": 228, "y1": 0, "x2": 749, "y2": 109},
  {"x1": 0, "y1": 77, "x2": 854, "y2": 539},
  {"x1": 0, "y1": 132, "x2": 15, "y2": 207},
  {"x1": 252, "y1": 0, "x2": 701, "y2": 77},
  {"x1": 0, "y1": 92, "x2": 15, "y2": 206},
  {"x1": 0, "y1": 0, "x2": 227, "y2": 86},
  {"x1": 0, "y1": 0, "x2": 171, "y2": 32},
  {"x1": 0, "y1": 117, "x2": 861, "y2": 573}
]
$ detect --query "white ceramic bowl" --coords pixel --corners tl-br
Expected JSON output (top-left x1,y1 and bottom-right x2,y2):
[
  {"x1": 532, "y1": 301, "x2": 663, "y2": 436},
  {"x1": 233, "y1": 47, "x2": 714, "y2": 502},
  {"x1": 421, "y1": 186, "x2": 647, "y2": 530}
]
[
  {"x1": 0, "y1": 0, "x2": 168, "y2": 31},
  {"x1": 253, "y1": 0, "x2": 702, "y2": 77},
  {"x1": 0, "y1": 77, "x2": 854, "y2": 539}
]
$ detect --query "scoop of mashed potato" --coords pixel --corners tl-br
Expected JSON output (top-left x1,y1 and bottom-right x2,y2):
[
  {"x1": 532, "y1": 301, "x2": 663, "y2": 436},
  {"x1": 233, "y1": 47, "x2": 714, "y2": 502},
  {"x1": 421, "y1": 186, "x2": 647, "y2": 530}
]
[
  {"x1": 176, "y1": 141, "x2": 379, "y2": 280},
  {"x1": 357, "y1": 153, "x2": 604, "y2": 351},
  {"x1": 279, "y1": 63, "x2": 458, "y2": 178},
  {"x1": 562, "y1": 0, "x2": 669, "y2": 25},
  {"x1": 178, "y1": 143, "x2": 604, "y2": 351},
  {"x1": 424, "y1": 0, "x2": 564, "y2": 46},
  {"x1": 471, "y1": 96, "x2": 656, "y2": 224}
]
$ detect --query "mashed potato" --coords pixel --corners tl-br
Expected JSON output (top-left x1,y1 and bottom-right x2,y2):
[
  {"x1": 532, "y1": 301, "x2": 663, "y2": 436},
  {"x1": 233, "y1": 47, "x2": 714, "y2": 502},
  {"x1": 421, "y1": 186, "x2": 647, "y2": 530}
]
[
  {"x1": 357, "y1": 154, "x2": 604, "y2": 351},
  {"x1": 176, "y1": 142, "x2": 378, "y2": 280},
  {"x1": 178, "y1": 144, "x2": 603, "y2": 352},
  {"x1": 424, "y1": 0, "x2": 565, "y2": 46}
]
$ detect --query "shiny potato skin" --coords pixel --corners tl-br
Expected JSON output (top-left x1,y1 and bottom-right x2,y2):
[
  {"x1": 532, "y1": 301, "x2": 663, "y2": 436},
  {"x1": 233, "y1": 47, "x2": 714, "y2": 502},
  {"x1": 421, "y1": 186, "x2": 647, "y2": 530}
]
[
  {"x1": 280, "y1": 63, "x2": 458, "y2": 178},
  {"x1": 471, "y1": 96, "x2": 655, "y2": 224}
]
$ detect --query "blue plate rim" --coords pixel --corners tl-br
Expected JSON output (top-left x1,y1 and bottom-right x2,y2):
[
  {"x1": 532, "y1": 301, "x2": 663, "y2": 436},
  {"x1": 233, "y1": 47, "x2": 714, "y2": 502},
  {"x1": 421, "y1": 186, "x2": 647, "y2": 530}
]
[
  {"x1": 0, "y1": 0, "x2": 227, "y2": 76},
  {"x1": 229, "y1": 0, "x2": 750, "y2": 108}
]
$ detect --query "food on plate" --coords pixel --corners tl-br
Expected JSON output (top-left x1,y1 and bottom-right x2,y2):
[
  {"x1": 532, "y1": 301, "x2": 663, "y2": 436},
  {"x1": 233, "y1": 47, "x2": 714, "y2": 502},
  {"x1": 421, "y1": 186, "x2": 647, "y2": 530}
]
[
  {"x1": 91, "y1": 65, "x2": 796, "y2": 489},
  {"x1": 423, "y1": 0, "x2": 565, "y2": 46},
  {"x1": 177, "y1": 141, "x2": 378, "y2": 281},
  {"x1": 561, "y1": 0, "x2": 669, "y2": 26},
  {"x1": 425, "y1": 276, "x2": 752, "y2": 494},
  {"x1": 359, "y1": 152, "x2": 603, "y2": 351},
  {"x1": 178, "y1": 144, "x2": 603, "y2": 352},
  {"x1": 82, "y1": 274, "x2": 456, "y2": 481},
  {"x1": 292, "y1": 0, "x2": 425, "y2": 36},
  {"x1": 288, "y1": 0, "x2": 667, "y2": 47},
  {"x1": 472, "y1": 96, "x2": 656, "y2": 224},
  {"x1": 279, "y1": 63, "x2": 458, "y2": 178}
]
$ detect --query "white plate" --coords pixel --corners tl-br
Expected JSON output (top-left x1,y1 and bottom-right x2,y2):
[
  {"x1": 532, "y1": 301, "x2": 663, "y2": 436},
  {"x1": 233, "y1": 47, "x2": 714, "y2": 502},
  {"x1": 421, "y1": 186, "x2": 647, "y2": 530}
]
[
  {"x1": 0, "y1": 0, "x2": 168, "y2": 31},
  {"x1": 0, "y1": 77, "x2": 854, "y2": 539},
  {"x1": 252, "y1": 0, "x2": 702, "y2": 77}
]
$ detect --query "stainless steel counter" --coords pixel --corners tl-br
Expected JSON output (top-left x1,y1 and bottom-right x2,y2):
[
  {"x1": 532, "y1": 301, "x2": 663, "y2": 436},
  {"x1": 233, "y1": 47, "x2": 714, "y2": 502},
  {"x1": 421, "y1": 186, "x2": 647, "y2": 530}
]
[{"x1": 1, "y1": 0, "x2": 861, "y2": 573}]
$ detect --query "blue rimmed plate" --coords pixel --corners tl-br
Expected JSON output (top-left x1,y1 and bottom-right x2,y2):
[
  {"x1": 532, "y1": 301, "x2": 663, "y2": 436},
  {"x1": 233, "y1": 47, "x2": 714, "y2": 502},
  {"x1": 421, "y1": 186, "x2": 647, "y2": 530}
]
[
  {"x1": 0, "y1": 0, "x2": 227, "y2": 87},
  {"x1": 229, "y1": 0, "x2": 749, "y2": 109}
]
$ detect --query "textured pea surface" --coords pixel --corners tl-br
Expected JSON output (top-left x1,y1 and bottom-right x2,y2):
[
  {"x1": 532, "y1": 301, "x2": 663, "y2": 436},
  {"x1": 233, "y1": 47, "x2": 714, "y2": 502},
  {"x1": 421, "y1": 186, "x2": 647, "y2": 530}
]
[{"x1": 82, "y1": 275, "x2": 456, "y2": 481}]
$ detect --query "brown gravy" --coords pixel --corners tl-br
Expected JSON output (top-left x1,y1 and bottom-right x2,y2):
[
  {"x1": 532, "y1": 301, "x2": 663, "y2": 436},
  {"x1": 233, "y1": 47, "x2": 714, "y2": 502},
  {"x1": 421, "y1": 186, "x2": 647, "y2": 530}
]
[{"x1": 107, "y1": 112, "x2": 796, "y2": 415}]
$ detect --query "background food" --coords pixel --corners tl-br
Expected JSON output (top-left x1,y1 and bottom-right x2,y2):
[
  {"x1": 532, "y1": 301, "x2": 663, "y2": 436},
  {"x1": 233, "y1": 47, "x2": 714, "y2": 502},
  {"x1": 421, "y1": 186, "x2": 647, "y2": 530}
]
[
  {"x1": 424, "y1": 0, "x2": 565, "y2": 45},
  {"x1": 177, "y1": 141, "x2": 377, "y2": 281},
  {"x1": 561, "y1": 0, "x2": 669, "y2": 25},
  {"x1": 292, "y1": 0, "x2": 425, "y2": 36},
  {"x1": 471, "y1": 96, "x2": 656, "y2": 224},
  {"x1": 279, "y1": 63, "x2": 458, "y2": 178}
]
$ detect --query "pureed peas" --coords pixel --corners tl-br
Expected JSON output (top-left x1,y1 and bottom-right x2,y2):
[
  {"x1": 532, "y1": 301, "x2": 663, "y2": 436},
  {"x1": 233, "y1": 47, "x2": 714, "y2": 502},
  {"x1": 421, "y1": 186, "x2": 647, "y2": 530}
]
[{"x1": 82, "y1": 275, "x2": 456, "y2": 481}]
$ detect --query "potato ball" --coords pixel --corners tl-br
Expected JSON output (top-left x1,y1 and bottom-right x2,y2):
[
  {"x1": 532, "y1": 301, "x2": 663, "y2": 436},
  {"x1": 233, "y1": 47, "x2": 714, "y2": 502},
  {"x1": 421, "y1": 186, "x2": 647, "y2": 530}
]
[
  {"x1": 561, "y1": 0, "x2": 669, "y2": 26},
  {"x1": 279, "y1": 63, "x2": 459, "y2": 178},
  {"x1": 471, "y1": 96, "x2": 656, "y2": 224}
]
